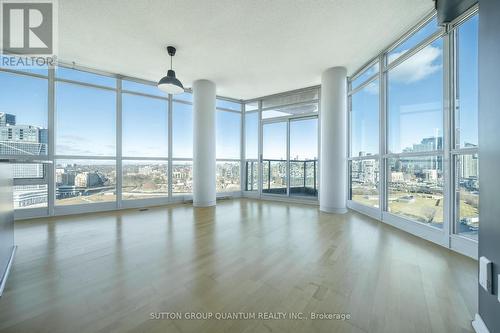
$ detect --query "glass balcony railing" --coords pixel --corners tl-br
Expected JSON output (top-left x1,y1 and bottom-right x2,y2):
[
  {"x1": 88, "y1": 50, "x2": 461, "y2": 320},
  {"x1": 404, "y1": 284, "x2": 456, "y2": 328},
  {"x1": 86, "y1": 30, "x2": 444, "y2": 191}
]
[
  {"x1": 245, "y1": 160, "x2": 258, "y2": 191},
  {"x1": 289, "y1": 160, "x2": 318, "y2": 197},
  {"x1": 246, "y1": 159, "x2": 318, "y2": 197}
]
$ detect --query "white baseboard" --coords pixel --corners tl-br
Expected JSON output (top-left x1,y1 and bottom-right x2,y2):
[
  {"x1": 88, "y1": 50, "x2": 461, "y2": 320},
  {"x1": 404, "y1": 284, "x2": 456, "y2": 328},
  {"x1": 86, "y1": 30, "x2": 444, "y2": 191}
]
[
  {"x1": 472, "y1": 313, "x2": 490, "y2": 333},
  {"x1": 0, "y1": 246, "x2": 17, "y2": 297}
]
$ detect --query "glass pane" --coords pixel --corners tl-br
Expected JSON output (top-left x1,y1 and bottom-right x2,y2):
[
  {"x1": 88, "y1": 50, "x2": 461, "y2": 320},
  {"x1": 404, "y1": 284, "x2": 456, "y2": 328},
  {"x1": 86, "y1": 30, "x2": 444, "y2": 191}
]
[
  {"x1": 388, "y1": 17, "x2": 439, "y2": 64},
  {"x1": 0, "y1": 72, "x2": 48, "y2": 156},
  {"x1": 122, "y1": 93, "x2": 168, "y2": 157},
  {"x1": 290, "y1": 118, "x2": 318, "y2": 197},
  {"x1": 14, "y1": 185, "x2": 48, "y2": 209},
  {"x1": 245, "y1": 101, "x2": 258, "y2": 112},
  {"x1": 262, "y1": 90, "x2": 319, "y2": 109},
  {"x1": 245, "y1": 112, "x2": 258, "y2": 159},
  {"x1": 216, "y1": 161, "x2": 240, "y2": 192},
  {"x1": 387, "y1": 39, "x2": 443, "y2": 154},
  {"x1": 351, "y1": 80, "x2": 379, "y2": 157},
  {"x1": 56, "y1": 82, "x2": 116, "y2": 156},
  {"x1": 350, "y1": 159, "x2": 379, "y2": 208},
  {"x1": 456, "y1": 154, "x2": 479, "y2": 240},
  {"x1": 216, "y1": 99, "x2": 241, "y2": 111},
  {"x1": 56, "y1": 67, "x2": 116, "y2": 87},
  {"x1": 263, "y1": 122, "x2": 286, "y2": 160},
  {"x1": 172, "y1": 102, "x2": 193, "y2": 158},
  {"x1": 351, "y1": 63, "x2": 379, "y2": 90},
  {"x1": 55, "y1": 160, "x2": 116, "y2": 205},
  {"x1": 455, "y1": 15, "x2": 478, "y2": 148},
  {"x1": 262, "y1": 161, "x2": 286, "y2": 195},
  {"x1": 245, "y1": 160, "x2": 258, "y2": 191},
  {"x1": 216, "y1": 111, "x2": 240, "y2": 159},
  {"x1": 262, "y1": 122, "x2": 287, "y2": 195},
  {"x1": 388, "y1": 156, "x2": 444, "y2": 228},
  {"x1": 172, "y1": 161, "x2": 193, "y2": 195},
  {"x1": 122, "y1": 80, "x2": 167, "y2": 98},
  {"x1": 262, "y1": 102, "x2": 318, "y2": 120},
  {"x1": 122, "y1": 161, "x2": 168, "y2": 200}
]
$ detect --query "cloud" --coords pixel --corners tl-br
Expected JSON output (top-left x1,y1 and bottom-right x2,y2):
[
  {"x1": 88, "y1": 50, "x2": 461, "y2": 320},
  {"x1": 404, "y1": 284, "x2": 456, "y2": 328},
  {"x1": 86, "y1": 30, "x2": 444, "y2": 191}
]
[
  {"x1": 59, "y1": 134, "x2": 86, "y2": 142},
  {"x1": 57, "y1": 134, "x2": 115, "y2": 155},
  {"x1": 56, "y1": 144, "x2": 94, "y2": 155},
  {"x1": 389, "y1": 45, "x2": 442, "y2": 84}
]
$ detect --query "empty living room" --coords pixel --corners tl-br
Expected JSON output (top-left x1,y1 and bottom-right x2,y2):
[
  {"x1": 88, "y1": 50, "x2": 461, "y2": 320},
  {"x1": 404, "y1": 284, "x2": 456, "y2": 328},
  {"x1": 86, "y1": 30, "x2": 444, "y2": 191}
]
[{"x1": 0, "y1": 0, "x2": 499, "y2": 332}]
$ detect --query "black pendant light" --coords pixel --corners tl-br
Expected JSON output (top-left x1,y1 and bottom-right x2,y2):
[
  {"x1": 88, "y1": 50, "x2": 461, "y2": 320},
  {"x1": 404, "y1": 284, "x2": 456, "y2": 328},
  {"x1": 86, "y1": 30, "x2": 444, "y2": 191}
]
[{"x1": 158, "y1": 46, "x2": 184, "y2": 94}]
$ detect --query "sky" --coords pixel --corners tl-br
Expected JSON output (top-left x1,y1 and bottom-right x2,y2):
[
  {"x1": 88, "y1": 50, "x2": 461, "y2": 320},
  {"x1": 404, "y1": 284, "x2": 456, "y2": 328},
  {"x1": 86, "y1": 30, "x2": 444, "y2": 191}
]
[
  {"x1": 0, "y1": 71, "x2": 47, "y2": 128},
  {"x1": 387, "y1": 37, "x2": 444, "y2": 153},
  {"x1": 1, "y1": 15, "x2": 477, "y2": 162}
]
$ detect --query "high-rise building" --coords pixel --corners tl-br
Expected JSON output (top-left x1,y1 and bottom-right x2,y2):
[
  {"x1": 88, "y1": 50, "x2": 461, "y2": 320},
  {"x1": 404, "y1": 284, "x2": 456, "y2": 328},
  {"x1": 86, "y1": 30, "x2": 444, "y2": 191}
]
[
  {"x1": 0, "y1": 113, "x2": 47, "y2": 155},
  {"x1": 404, "y1": 136, "x2": 443, "y2": 153},
  {"x1": 12, "y1": 163, "x2": 44, "y2": 179},
  {"x1": 75, "y1": 172, "x2": 104, "y2": 187},
  {"x1": 462, "y1": 152, "x2": 479, "y2": 180},
  {"x1": 0, "y1": 113, "x2": 16, "y2": 126}
]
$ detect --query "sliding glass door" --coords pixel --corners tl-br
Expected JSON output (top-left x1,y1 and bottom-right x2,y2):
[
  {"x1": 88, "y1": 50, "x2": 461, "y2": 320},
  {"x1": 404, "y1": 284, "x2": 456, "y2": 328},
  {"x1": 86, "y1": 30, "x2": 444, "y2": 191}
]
[
  {"x1": 290, "y1": 117, "x2": 318, "y2": 197},
  {"x1": 262, "y1": 121, "x2": 287, "y2": 195},
  {"x1": 261, "y1": 116, "x2": 318, "y2": 198}
]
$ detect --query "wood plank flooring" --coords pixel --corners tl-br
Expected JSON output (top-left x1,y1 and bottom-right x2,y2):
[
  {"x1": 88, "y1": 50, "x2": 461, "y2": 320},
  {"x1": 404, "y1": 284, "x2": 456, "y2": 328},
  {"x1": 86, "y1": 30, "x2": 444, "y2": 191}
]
[{"x1": 0, "y1": 199, "x2": 477, "y2": 333}]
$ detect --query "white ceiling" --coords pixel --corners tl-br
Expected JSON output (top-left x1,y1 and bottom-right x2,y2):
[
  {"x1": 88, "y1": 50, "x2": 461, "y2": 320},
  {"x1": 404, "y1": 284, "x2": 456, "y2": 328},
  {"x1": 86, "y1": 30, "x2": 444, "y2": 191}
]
[{"x1": 58, "y1": 0, "x2": 434, "y2": 100}]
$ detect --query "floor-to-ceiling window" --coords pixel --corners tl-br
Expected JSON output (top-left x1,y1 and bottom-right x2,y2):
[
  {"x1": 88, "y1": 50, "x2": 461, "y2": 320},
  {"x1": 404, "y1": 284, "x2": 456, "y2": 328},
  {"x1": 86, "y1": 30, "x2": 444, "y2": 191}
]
[
  {"x1": 348, "y1": 62, "x2": 380, "y2": 208},
  {"x1": 1, "y1": 62, "x2": 242, "y2": 217},
  {"x1": 244, "y1": 102, "x2": 259, "y2": 192},
  {"x1": 0, "y1": 69, "x2": 49, "y2": 211},
  {"x1": 172, "y1": 98, "x2": 193, "y2": 196},
  {"x1": 55, "y1": 68, "x2": 117, "y2": 206},
  {"x1": 347, "y1": 7, "x2": 479, "y2": 257},
  {"x1": 387, "y1": 36, "x2": 444, "y2": 227},
  {"x1": 216, "y1": 99, "x2": 241, "y2": 193},
  {"x1": 453, "y1": 13, "x2": 479, "y2": 240},
  {"x1": 121, "y1": 81, "x2": 169, "y2": 201}
]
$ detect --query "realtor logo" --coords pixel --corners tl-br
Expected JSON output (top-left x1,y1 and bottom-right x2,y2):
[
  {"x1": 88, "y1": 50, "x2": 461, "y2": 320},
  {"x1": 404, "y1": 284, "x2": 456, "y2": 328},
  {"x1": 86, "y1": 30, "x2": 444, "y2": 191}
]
[{"x1": 1, "y1": 0, "x2": 56, "y2": 55}]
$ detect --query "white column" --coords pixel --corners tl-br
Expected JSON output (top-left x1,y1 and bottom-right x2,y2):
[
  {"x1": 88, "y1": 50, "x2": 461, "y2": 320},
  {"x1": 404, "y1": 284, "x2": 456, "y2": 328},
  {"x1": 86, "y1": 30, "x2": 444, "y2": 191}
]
[
  {"x1": 192, "y1": 79, "x2": 216, "y2": 207},
  {"x1": 320, "y1": 67, "x2": 348, "y2": 214}
]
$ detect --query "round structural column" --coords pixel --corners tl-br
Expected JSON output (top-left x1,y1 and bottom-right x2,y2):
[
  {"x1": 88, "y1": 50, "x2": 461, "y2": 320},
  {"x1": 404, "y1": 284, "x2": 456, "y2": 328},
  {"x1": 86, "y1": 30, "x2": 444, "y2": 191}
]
[
  {"x1": 320, "y1": 67, "x2": 348, "y2": 214},
  {"x1": 192, "y1": 79, "x2": 216, "y2": 207}
]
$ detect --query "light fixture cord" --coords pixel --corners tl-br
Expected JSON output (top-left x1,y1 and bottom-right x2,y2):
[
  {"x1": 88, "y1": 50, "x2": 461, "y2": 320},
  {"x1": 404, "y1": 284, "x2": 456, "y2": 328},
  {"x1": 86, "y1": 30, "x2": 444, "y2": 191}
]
[{"x1": 170, "y1": 55, "x2": 173, "y2": 70}]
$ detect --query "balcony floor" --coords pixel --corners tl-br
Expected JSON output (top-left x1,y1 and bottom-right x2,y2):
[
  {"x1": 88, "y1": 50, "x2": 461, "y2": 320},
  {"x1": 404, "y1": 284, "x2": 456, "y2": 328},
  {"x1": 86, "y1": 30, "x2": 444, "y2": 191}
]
[{"x1": 0, "y1": 199, "x2": 476, "y2": 333}]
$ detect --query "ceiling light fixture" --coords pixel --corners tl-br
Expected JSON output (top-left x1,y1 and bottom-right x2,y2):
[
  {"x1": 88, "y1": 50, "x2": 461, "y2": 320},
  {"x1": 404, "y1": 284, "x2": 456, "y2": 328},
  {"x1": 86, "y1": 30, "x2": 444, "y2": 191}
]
[{"x1": 158, "y1": 46, "x2": 184, "y2": 94}]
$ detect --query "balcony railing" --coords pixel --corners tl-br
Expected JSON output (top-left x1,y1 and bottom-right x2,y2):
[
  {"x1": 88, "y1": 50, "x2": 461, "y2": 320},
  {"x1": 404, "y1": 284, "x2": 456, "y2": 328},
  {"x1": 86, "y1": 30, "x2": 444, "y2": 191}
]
[{"x1": 245, "y1": 159, "x2": 318, "y2": 197}]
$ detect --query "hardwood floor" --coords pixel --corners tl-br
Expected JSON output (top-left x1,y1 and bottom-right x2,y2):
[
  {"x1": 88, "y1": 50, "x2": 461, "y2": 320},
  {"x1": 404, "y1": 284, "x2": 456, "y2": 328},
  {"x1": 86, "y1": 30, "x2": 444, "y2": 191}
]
[{"x1": 0, "y1": 199, "x2": 477, "y2": 333}]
